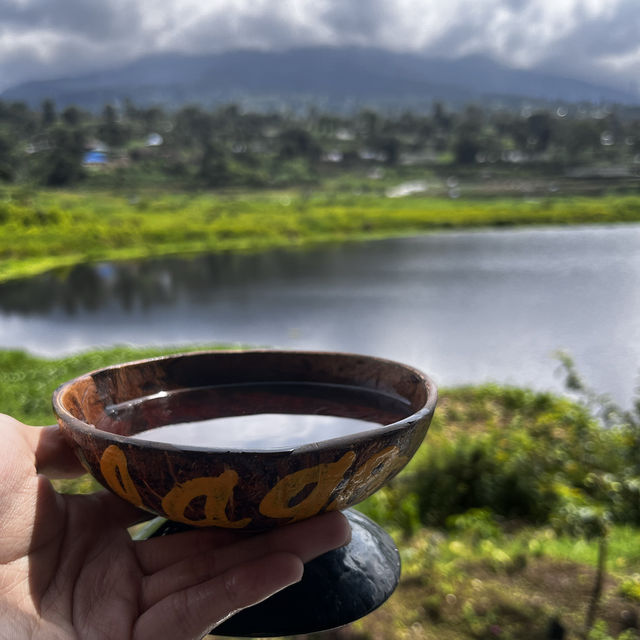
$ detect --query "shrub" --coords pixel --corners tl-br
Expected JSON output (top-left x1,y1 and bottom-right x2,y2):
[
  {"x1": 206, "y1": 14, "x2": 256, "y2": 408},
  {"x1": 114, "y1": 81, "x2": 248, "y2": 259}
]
[{"x1": 361, "y1": 383, "x2": 640, "y2": 534}]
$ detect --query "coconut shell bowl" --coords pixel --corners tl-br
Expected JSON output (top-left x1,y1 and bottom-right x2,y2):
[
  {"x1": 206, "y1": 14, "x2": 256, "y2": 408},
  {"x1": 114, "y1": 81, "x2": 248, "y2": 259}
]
[{"x1": 52, "y1": 350, "x2": 438, "y2": 636}]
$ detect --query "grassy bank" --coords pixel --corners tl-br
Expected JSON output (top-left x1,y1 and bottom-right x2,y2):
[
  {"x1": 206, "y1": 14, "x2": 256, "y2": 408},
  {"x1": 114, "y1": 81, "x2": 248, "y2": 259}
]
[
  {"x1": 2, "y1": 345, "x2": 640, "y2": 638},
  {"x1": 2, "y1": 188, "x2": 640, "y2": 283}
]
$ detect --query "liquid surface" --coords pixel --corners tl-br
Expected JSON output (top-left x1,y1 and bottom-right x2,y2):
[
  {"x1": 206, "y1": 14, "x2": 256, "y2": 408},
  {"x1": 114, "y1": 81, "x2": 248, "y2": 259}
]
[
  {"x1": 134, "y1": 413, "x2": 381, "y2": 449},
  {"x1": 104, "y1": 381, "x2": 412, "y2": 449}
]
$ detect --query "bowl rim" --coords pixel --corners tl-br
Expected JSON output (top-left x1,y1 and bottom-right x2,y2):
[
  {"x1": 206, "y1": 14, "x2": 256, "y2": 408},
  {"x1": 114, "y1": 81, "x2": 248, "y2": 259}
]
[{"x1": 52, "y1": 349, "x2": 438, "y2": 455}]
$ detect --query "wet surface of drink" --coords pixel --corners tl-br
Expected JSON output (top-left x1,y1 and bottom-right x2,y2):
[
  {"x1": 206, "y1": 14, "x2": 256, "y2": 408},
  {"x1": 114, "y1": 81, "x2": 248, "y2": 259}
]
[
  {"x1": 101, "y1": 381, "x2": 413, "y2": 450},
  {"x1": 134, "y1": 413, "x2": 382, "y2": 449}
]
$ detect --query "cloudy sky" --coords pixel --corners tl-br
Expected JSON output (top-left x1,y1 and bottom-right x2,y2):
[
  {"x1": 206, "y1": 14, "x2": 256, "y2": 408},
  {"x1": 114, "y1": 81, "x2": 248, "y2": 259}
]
[{"x1": 1, "y1": 0, "x2": 639, "y2": 94}]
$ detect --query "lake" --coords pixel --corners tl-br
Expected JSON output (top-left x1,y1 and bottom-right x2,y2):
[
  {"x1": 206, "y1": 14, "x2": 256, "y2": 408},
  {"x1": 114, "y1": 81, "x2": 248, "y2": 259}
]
[{"x1": 1, "y1": 224, "x2": 639, "y2": 408}]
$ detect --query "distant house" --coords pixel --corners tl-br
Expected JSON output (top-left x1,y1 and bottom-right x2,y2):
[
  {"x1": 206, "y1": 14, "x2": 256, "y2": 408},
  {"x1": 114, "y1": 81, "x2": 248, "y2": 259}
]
[
  {"x1": 24, "y1": 134, "x2": 51, "y2": 154},
  {"x1": 145, "y1": 133, "x2": 163, "y2": 147},
  {"x1": 322, "y1": 150, "x2": 343, "y2": 163},
  {"x1": 83, "y1": 140, "x2": 109, "y2": 167},
  {"x1": 83, "y1": 150, "x2": 108, "y2": 166}
]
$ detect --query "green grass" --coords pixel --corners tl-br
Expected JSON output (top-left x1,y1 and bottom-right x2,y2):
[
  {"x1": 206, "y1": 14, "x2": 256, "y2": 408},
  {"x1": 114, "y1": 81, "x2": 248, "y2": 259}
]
[
  {"x1": 0, "y1": 344, "x2": 230, "y2": 425},
  {"x1": 351, "y1": 523, "x2": 640, "y2": 640},
  {"x1": 540, "y1": 525, "x2": 640, "y2": 574},
  {"x1": 2, "y1": 188, "x2": 640, "y2": 283}
]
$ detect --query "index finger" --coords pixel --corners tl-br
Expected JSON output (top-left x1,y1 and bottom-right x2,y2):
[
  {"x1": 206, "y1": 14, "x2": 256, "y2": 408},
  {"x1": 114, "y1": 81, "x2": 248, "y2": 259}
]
[{"x1": 136, "y1": 525, "x2": 244, "y2": 575}]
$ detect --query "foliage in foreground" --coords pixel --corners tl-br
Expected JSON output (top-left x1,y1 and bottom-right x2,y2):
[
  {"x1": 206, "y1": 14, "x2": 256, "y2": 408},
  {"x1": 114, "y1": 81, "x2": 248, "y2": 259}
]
[
  {"x1": 339, "y1": 520, "x2": 640, "y2": 640},
  {"x1": 3, "y1": 346, "x2": 640, "y2": 638},
  {"x1": 352, "y1": 361, "x2": 640, "y2": 639},
  {"x1": 1, "y1": 188, "x2": 640, "y2": 283},
  {"x1": 359, "y1": 381, "x2": 640, "y2": 537}
]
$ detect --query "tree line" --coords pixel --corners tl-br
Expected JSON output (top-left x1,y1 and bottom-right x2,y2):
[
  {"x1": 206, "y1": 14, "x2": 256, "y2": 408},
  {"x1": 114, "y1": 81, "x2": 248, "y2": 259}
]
[{"x1": 0, "y1": 98, "x2": 639, "y2": 188}]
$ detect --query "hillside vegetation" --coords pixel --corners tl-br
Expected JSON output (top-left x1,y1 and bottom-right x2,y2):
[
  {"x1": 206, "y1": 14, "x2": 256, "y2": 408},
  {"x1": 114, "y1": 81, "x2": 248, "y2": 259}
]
[
  {"x1": 1, "y1": 98, "x2": 639, "y2": 189},
  {"x1": 2, "y1": 98, "x2": 639, "y2": 285},
  {"x1": 2, "y1": 189, "x2": 640, "y2": 284}
]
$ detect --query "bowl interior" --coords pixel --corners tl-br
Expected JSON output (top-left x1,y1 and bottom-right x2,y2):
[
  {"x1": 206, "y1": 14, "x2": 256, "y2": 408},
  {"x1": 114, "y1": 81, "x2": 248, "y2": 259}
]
[{"x1": 55, "y1": 350, "x2": 434, "y2": 450}]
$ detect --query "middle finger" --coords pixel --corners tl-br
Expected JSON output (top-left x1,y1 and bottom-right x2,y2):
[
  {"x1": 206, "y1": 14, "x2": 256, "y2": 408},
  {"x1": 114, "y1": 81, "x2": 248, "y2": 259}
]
[{"x1": 140, "y1": 511, "x2": 350, "y2": 610}]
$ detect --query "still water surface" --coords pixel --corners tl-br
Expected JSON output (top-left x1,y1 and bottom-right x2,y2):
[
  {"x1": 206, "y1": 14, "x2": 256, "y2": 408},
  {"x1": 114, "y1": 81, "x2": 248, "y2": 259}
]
[
  {"x1": 1, "y1": 225, "x2": 639, "y2": 407},
  {"x1": 134, "y1": 415, "x2": 381, "y2": 449}
]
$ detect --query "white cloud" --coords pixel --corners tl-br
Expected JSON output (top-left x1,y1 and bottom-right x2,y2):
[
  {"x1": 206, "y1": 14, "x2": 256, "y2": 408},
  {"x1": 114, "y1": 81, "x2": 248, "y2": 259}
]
[{"x1": 0, "y1": 0, "x2": 638, "y2": 94}]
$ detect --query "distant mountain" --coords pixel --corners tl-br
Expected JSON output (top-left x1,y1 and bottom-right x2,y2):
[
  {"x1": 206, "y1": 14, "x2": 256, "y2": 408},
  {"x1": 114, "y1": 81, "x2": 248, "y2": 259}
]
[{"x1": 2, "y1": 46, "x2": 637, "y2": 111}]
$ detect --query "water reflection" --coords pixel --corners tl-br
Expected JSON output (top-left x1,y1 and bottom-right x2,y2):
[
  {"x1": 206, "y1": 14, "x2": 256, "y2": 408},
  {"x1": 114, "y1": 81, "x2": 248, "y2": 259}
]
[
  {"x1": 2, "y1": 241, "x2": 448, "y2": 315},
  {"x1": 0, "y1": 251, "x2": 306, "y2": 314}
]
